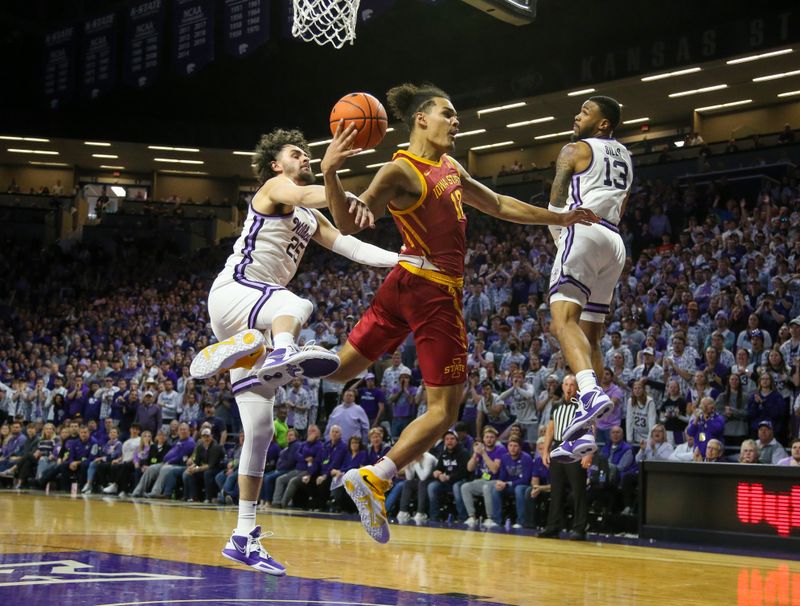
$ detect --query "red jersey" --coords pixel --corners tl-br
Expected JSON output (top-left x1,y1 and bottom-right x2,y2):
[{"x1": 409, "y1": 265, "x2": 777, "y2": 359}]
[{"x1": 389, "y1": 150, "x2": 467, "y2": 283}]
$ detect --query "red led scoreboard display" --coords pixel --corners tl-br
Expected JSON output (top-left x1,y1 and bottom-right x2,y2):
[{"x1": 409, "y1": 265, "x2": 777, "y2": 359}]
[{"x1": 640, "y1": 462, "x2": 800, "y2": 551}]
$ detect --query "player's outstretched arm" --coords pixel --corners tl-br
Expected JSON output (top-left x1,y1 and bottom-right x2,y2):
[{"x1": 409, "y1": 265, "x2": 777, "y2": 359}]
[
  {"x1": 310, "y1": 209, "x2": 398, "y2": 268},
  {"x1": 450, "y1": 156, "x2": 598, "y2": 228},
  {"x1": 265, "y1": 180, "x2": 329, "y2": 209},
  {"x1": 321, "y1": 121, "x2": 410, "y2": 235}
]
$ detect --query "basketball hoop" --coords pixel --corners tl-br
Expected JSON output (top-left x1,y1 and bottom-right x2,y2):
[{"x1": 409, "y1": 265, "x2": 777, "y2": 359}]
[{"x1": 291, "y1": 0, "x2": 361, "y2": 49}]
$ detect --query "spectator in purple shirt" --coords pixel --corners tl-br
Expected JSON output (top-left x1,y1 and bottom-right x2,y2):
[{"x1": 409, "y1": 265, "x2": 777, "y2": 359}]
[
  {"x1": 388, "y1": 372, "x2": 418, "y2": 440},
  {"x1": 460, "y1": 426, "x2": 507, "y2": 529},
  {"x1": 66, "y1": 377, "x2": 88, "y2": 420},
  {"x1": 0, "y1": 421, "x2": 27, "y2": 473},
  {"x1": 260, "y1": 429, "x2": 300, "y2": 506},
  {"x1": 305, "y1": 425, "x2": 347, "y2": 510},
  {"x1": 144, "y1": 422, "x2": 196, "y2": 498},
  {"x1": 331, "y1": 435, "x2": 368, "y2": 513},
  {"x1": 272, "y1": 425, "x2": 323, "y2": 509},
  {"x1": 491, "y1": 437, "x2": 534, "y2": 527},
  {"x1": 82, "y1": 427, "x2": 122, "y2": 494},
  {"x1": 365, "y1": 427, "x2": 390, "y2": 466},
  {"x1": 326, "y1": 389, "x2": 369, "y2": 444},
  {"x1": 686, "y1": 397, "x2": 726, "y2": 458},
  {"x1": 357, "y1": 373, "x2": 386, "y2": 428}
]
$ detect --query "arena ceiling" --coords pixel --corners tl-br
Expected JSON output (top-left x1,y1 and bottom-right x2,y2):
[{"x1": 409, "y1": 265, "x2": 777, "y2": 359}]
[{"x1": 0, "y1": 0, "x2": 798, "y2": 179}]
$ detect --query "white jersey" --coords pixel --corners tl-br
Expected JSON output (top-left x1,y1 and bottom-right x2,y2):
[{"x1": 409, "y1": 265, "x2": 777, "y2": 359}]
[
  {"x1": 221, "y1": 204, "x2": 318, "y2": 286},
  {"x1": 568, "y1": 137, "x2": 632, "y2": 225}
]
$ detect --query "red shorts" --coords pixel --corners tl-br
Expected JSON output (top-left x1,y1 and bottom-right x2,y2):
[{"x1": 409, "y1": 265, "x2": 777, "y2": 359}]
[{"x1": 348, "y1": 266, "x2": 468, "y2": 386}]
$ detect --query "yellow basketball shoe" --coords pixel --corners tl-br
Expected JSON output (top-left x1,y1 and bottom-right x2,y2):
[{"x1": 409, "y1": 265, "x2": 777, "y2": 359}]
[
  {"x1": 343, "y1": 466, "x2": 392, "y2": 544},
  {"x1": 190, "y1": 329, "x2": 267, "y2": 380}
]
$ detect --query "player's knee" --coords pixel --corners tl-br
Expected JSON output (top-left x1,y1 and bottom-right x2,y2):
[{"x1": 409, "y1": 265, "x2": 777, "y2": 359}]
[{"x1": 274, "y1": 298, "x2": 313, "y2": 327}]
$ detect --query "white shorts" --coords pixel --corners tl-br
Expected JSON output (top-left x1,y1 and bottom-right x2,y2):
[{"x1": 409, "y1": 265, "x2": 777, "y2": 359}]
[
  {"x1": 548, "y1": 221, "x2": 626, "y2": 323},
  {"x1": 207, "y1": 273, "x2": 310, "y2": 341}
]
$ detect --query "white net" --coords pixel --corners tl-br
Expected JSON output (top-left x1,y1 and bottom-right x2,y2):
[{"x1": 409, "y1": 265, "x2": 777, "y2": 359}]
[{"x1": 291, "y1": 0, "x2": 361, "y2": 49}]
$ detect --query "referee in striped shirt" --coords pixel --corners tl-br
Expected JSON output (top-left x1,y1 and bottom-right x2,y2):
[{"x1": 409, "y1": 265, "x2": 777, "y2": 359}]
[{"x1": 539, "y1": 374, "x2": 592, "y2": 540}]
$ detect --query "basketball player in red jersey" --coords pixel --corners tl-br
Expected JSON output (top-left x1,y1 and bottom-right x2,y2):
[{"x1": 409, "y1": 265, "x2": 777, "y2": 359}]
[{"x1": 319, "y1": 83, "x2": 598, "y2": 543}]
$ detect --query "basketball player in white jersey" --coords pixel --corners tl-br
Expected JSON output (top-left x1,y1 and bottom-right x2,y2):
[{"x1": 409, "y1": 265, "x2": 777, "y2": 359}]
[
  {"x1": 190, "y1": 128, "x2": 401, "y2": 575},
  {"x1": 545, "y1": 96, "x2": 631, "y2": 461}
]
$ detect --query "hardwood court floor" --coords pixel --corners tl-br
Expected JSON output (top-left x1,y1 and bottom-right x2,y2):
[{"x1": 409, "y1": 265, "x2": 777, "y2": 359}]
[{"x1": 2, "y1": 492, "x2": 798, "y2": 606}]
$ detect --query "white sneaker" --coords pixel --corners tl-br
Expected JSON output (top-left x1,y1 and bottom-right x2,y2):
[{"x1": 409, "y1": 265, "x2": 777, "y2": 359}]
[
  {"x1": 117, "y1": 491, "x2": 127, "y2": 498},
  {"x1": 482, "y1": 519, "x2": 499, "y2": 529},
  {"x1": 256, "y1": 342, "x2": 340, "y2": 389},
  {"x1": 342, "y1": 467, "x2": 391, "y2": 544},
  {"x1": 413, "y1": 512, "x2": 428, "y2": 525},
  {"x1": 512, "y1": 523, "x2": 523, "y2": 529},
  {"x1": 190, "y1": 329, "x2": 267, "y2": 380},
  {"x1": 397, "y1": 511, "x2": 411, "y2": 524},
  {"x1": 102, "y1": 483, "x2": 118, "y2": 494},
  {"x1": 465, "y1": 516, "x2": 477, "y2": 528},
  {"x1": 81, "y1": 482, "x2": 92, "y2": 494}
]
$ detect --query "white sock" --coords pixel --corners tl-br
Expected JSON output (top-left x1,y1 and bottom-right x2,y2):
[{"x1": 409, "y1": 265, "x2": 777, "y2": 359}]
[
  {"x1": 576, "y1": 369, "x2": 599, "y2": 394},
  {"x1": 235, "y1": 499, "x2": 258, "y2": 535},
  {"x1": 373, "y1": 456, "x2": 397, "y2": 481},
  {"x1": 273, "y1": 332, "x2": 295, "y2": 350}
]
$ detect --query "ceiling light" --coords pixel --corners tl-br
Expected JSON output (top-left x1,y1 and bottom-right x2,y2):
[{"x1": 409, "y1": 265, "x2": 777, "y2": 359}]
[
  {"x1": 506, "y1": 117, "x2": 555, "y2": 128},
  {"x1": 477, "y1": 102, "x2": 526, "y2": 117},
  {"x1": 232, "y1": 151, "x2": 253, "y2": 156},
  {"x1": 385, "y1": 127, "x2": 395, "y2": 133},
  {"x1": 367, "y1": 162, "x2": 389, "y2": 169},
  {"x1": 309, "y1": 139, "x2": 332, "y2": 147},
  {"x1": 727, "y1": 48, "x2": 793, "y2": 65},
  {"x1": 309, "y1": 158, "x2": 321, "y2": 164},
  {"x1": 92, "y1": 153, "x2": 118, "y2": 159},
  {"x1": 84, "y1": 141, "x2": 111, "y2": 147},
  {"x1": 567, "y1": 88, "x2": 596, "y2": 96},
  {"x1": 0, "y1": 135, "x2": 50, "y2": 142},
  {"x1": 110, "y1": 186, "x2": 127, "y2": 197},
  {"x1": 147, "y1": 145, "x2": 200, "y2": 152},
  {"x1": 534, "y1": 131, "x2": 573, "y2": 140},
  {"x1": 470, "y1": 141, "x2": 515, "y2": 151},
  {"x1": 622, "y1": 117, "x2": 650, "y2": 124},
  {"x1": 641, "y1": 66, "x2": 702, "y2": 82},
  {"x1": 99, "y1": 165, "x2": 125, "y2": 170},
  {"x1": 777, "y1": 89, "x2": 800, "y2": 97},
  {"x1": 455, "y1": 129, "x2": 486, "y2": 137},
  {"x1": 668, "y1": 84, "x2": 727, "y2": 98},
  {"x1": 153, "y1": 158, "x2": 204, "y2": 164},
  {"x1": 753, "y1": 69, "x2": 800, "y2": 82},
  {"x1": 29, "y1": 161, "x2": 69, "y2": 166},
  {"x1": 673, "y1": 140, "x2": 685, "y2": 148},
  {"x1": 158, "y1": 169, "x2": 209, "y2": 175},
  {"x1": 7, "y1": 148, "x2": 59, "y2": 155},
  {"x1": 694, "y1": 99, "x2": 752, "y2": 112},
  {"x1": 354, "y1": 149, "x2": 375, "y2": 156},
  {"x1": 397, "y1": 142, "x2": 410, "y2": 148}
]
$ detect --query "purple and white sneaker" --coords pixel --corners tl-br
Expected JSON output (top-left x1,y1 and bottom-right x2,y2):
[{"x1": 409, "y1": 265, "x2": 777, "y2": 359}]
[
  {"x1": 221, "y1": 526, "x2": 286, "y2": 576},
  {"x1": 256, "y1": 342, "x2": 339, "y2": 389},
  {"x1": 550, "y1": 431, "x2": 598, "y2": 464},
  {"x1": 560, "y1": 388, "x2": 614, "y2": 442}
]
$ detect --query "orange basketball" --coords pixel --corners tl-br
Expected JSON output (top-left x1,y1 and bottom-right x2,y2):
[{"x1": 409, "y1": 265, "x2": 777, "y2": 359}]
[{"x1": 329, "y1": 92, "x2": 388, "y2": 150}]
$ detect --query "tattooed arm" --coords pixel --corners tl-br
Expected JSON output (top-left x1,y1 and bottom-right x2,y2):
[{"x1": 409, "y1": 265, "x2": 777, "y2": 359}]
[{"x1": 547, "y1": 141, "x2": 592, "y2": 240}]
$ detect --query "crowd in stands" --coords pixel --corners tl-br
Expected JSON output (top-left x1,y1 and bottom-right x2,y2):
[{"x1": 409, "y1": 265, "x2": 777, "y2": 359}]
[{"x1": 0, "y1": 135, "x2": 799, "y2": 535}]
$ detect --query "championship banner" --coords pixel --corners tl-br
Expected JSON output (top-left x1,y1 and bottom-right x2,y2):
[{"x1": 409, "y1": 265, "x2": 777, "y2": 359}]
[
  {"x1": 173, "y1": 0, "x2": 215, "y2": 76},
  {"x1": 43, "y1": 26, "x2": 76, "y2": 109},
  {"x1": 81, "y1": 12, "x2": 117, "y2": 99},
  {"x1": 223, "y1": 0, "x2": 270, "y2": 57},
  {"x1": 124, "y1": 0, "x2": 164, "y2": 89}
]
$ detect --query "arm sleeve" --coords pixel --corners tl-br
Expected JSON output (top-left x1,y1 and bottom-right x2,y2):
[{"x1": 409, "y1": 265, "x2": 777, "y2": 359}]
[{"x1": 332, "y1": 235, "x2": 399, "y2": 268}]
